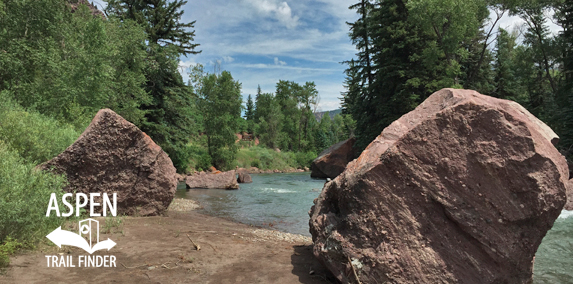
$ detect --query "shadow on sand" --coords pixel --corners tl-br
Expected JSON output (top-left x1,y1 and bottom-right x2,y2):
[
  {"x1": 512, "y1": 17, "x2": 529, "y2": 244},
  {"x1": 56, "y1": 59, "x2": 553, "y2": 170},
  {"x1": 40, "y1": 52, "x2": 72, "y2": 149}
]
[{"x1": 290, "y1": 245, "x2": 336, "y2": 284}]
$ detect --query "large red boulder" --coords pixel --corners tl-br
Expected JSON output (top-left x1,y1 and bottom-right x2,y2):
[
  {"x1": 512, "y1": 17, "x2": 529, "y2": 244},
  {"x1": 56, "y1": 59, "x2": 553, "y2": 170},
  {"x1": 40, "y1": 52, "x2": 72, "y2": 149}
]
[
  {"x1": 41, "y1": 109, "x2": 177, "y2": 216},
  {"x1": 311, "y1": 137, "x2": 356, "y2": 179},
  {"x1": 185, "y1": 171, "x2": 239, "y2": 189},
  {"x1": 309, "y1": 89, "x2": 568, "y2": 284}
]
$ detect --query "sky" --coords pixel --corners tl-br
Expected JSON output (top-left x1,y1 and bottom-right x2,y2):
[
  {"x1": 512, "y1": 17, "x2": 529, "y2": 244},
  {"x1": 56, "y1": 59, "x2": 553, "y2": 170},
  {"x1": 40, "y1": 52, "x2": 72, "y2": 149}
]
[
  {"x1": 90, "y1": 1, "x2": 562, "y2": 112},
  {"x1": 176, "y1": 0, "x2": 358, "y2": 112}
]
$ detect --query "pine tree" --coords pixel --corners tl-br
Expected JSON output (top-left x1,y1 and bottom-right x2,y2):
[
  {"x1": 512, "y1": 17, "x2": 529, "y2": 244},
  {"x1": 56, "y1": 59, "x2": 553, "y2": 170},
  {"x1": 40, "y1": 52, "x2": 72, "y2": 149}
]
[
  {"x1": 493, "y1": 28, "x2": 519, "y2": 100},
  {"x1": 343, "y1": 0, "x2": 426, "y2": 150},
  {"x1": 105, "y1": 0, "x2": 200, "y2": 55},
  {"x1": 555, "y1": 0, "x2": 573, "y2": 157},
  {"x1": 245, "y1": 94, "x2": 255, "y2": 133},
  {"x1": 105, "y1": 0, "x2": 201, "y2": 172}
]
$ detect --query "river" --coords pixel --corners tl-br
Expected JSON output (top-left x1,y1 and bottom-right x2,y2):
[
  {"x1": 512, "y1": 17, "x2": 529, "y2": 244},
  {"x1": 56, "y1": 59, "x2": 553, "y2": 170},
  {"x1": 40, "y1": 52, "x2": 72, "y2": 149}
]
[{"x1": 176, "y1": 172, "x2": 573, "y2": 283}]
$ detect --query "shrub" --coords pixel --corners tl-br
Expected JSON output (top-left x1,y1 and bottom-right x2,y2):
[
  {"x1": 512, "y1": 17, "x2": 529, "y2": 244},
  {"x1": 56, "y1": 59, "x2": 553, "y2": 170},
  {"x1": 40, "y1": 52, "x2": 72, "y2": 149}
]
[
  {"x1": 294, "y1": 151, "x2": 317, "y2": 168},
  {"x1": 0, "y1": 238, "x2": 25, "y2": 268},
  {"x1": 0, "y1": 92, "x2": 79, "y2": 164},
  {"x1": 235, "y1": 146, "x2": 317, "y2": 170},
  {"x1": 186, "y1": 143, "x2": 212, "y2": 172},
  {"x1": 250, "y1": 159, "x2": 260, "y2": 168},
  {"x1": 0, "y1": 142, "x2": 67, "y2": 244}
]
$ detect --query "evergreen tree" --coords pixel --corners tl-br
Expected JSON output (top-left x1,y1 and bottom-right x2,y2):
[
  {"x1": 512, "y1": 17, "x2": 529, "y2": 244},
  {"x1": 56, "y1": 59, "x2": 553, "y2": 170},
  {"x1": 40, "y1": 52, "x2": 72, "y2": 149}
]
[
  {"x1": 104, "y1": 0, "x2": 199, "y2": 55},
  {"x1": 245, "y1": 94, "x2": 255, "y2": 133},
  {"x1": 344, "y1": 0, "x2": 493, "y2": 151},
  {"x1": 555, "y1": 0, "x2": 573, "y2": 157},
  {"x1": 105, "y1": 0, "x2": 201, "y2": 172},
  {"x1": 493, "y1": 28, "x2": 519, "y2": 100},
  {"x1": 343, "y1": 0, "x2": 427, "y2": 150},
  {"x1": 315, "y1": 112, "x2": 334, "y2": 152}
]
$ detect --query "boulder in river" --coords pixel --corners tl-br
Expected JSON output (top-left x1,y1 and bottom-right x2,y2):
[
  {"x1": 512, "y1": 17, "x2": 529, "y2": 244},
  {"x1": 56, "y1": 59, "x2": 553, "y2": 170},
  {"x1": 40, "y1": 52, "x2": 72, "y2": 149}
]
[
  {"x1": 310, "y1": 137, "x2": 356, "y2": 179},
  {"x1": 309, "y1": 88, "x2": 568, "y2": 284},
  {"x1": 237, "y1": 169, "x2": 252, "y2": 183},
  {"x1": 185, "y1": 170, "x2": 239, "y2": 189},
  {"x1": 41, "y1": 109, "x2": 177, "y2": 216}
]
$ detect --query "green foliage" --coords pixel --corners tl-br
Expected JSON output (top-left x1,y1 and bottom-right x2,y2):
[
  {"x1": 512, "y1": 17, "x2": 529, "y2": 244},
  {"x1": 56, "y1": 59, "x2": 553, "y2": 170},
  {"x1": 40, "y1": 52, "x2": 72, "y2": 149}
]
[
  {"x1": 0, "y1": 142, "x2": 67, "y2": 245},
  {"x1": 255, "y1": 92, "x2": 284, "y2": 149},
  {"x1": 341, "y1": 0, "x2": 568, "y2": 154},
  {"x1": 343, "y1": 0, "x2": 429, "y2": 150},
  {"x1": 0, "y1": 238, "x2": 25, "y2": 268},
  {"x1": 235, "y1": 146, "x2": 316, "y2": 170},
  {"x1": 554, "y1": 0, "x2": 573, "y2": 158},
  {"x1": 0, "y1": 92, "x2": 79, "y2": 164},
  {"x1": 253, "y1": 81, "x2": 320, "y2": 152},
  {"x1": 0, "y1": 0, "x2": 150, "y2": 128},
  {"x1": 105, "y1": 0, "x2": 202, "y2": 173},
  {"x1": 245, "y1": 94, "x2": 255, "y2": 133},
  {"x1": 293, "y1": 151, "x2": 317, "y2": 168},
  {"x1": 191, "y1": 65, "x2": 243, "y2": 170},
  {"x1": 105, "y1": 0, "x2": 200, "y2": 56}
]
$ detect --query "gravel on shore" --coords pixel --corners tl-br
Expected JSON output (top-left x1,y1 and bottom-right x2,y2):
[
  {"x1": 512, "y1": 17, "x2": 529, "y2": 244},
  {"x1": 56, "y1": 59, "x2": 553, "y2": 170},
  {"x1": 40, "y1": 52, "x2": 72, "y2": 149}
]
[
  {"x1": 167, "y1": 198, "x2": 312, "y2": 243},
  {"x1": 168, "y1": 198, "x2": 201, "y2": 211}
]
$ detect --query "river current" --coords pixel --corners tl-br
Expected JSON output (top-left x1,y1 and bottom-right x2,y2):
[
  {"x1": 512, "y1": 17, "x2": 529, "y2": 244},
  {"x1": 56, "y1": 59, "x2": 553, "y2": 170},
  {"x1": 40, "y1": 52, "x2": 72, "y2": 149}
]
[{"x1": 177, "y1": 172, "x2": 573, "y2": 283}]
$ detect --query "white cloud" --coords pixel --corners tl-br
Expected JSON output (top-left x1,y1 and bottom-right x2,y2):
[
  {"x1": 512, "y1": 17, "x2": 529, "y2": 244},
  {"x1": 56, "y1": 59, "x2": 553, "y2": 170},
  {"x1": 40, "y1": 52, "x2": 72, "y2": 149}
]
[
  {"x1": 178, "y1": 59, "x2": 198, "y2": 83},
  {"x1": 274, "y1": 57, "x2": 287, "y2": 66},
  {"x1": 222, "y1": 56, "x2": 235, "y2": 63},
  {"x1": 244, "y1": 0, "x2": 299, "y2": 29},
  {"x1": 179, "y1": 0, "x2": 356, "y2": 111}
]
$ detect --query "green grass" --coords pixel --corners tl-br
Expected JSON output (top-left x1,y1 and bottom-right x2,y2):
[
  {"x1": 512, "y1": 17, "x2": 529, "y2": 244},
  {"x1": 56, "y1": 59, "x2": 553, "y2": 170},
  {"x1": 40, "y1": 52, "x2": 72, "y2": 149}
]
[{"x1": 235, "y1": 146, "x2": 316, "y2": 170}]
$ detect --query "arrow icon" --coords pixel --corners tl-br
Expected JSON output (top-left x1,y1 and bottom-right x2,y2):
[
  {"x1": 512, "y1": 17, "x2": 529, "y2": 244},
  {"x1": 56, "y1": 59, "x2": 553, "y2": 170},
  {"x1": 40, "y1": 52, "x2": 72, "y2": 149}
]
[{"x1": 46, "y1": 227, "x2": 116, "y2": 254}]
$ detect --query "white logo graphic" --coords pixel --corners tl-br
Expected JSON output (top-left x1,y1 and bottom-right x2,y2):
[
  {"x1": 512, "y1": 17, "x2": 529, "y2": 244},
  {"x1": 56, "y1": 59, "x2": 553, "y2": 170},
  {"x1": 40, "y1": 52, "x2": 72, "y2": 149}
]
[{"x1": 46, "y1": 218, "x2": 116, "y2": 254}]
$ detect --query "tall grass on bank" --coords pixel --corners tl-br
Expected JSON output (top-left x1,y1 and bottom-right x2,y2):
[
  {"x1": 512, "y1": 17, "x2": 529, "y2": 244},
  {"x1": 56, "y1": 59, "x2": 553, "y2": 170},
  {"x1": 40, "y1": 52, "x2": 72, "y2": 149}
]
[
  {"x1": 0, "y1": 92, "x2": 76, "y2": 267},
  {"x1": 236, "y1": 146, "x2": 316, "y2": 170},
  {"x1": 0, "y1": 143, "x2": 68, "y2": 267},
  {"x1": 0, "y1": 91, "x2": 79, "y2": 164}
]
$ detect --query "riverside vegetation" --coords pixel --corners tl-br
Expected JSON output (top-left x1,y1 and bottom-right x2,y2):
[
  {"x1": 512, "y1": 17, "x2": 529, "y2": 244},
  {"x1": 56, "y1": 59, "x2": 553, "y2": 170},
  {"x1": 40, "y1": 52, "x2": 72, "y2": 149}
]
[
  {"x1": 0, "y1": 0, "x2": 353, "y2": 266},
  {"x1": 1, "y1": 0, "x2": 572, "y2": 274}
]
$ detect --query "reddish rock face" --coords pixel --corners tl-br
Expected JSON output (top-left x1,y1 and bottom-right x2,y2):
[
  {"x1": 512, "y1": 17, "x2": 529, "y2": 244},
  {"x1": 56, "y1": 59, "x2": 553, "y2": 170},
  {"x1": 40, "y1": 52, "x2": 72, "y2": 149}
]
[
  {"x1": 311, "y1": 137, "x2": 356, "y2": 179},
  {"x1": 309, "y1": 89, "x2": 568, "y2": 284},
  {"x1": 565, "y1": 179, "x2": 573, "y2": 210},
  {"x1": 185, "y1": 171, "x2": 239, "y2": 190},
  {"x1": 41, "y1": 109, "x2": 177, "y2": 216}
]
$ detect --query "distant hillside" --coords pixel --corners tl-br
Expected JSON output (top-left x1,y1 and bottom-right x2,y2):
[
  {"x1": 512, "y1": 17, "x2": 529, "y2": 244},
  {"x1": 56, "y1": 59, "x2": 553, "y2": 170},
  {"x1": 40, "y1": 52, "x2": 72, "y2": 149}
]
[{"x1": 314, "y1": 108, "x2": 342, "y2": 121}]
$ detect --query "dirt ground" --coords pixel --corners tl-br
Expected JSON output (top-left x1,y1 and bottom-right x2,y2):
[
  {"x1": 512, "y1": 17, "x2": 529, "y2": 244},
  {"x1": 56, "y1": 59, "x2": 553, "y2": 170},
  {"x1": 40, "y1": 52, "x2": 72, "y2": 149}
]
[{"x1": 0, "y1": 199, "x2": 335, "y2": 284}]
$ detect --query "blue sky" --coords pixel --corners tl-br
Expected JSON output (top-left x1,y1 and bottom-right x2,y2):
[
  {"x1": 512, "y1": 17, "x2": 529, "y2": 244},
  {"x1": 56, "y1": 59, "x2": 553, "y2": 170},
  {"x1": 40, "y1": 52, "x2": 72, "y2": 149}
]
[
  {"x1": 90, "y1": 1, "x2": 561, "y2": 111},
  {"x1": 176, "y1": 0, "x2": 358, "y2": 112}
]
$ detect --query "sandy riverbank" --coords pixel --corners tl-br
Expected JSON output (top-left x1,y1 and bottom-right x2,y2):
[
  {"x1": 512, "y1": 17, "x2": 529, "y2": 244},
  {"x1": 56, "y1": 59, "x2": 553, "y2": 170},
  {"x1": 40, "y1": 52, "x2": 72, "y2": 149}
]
[{"x1": 0, "y1": 199, "x2": 333, "y2": 284}]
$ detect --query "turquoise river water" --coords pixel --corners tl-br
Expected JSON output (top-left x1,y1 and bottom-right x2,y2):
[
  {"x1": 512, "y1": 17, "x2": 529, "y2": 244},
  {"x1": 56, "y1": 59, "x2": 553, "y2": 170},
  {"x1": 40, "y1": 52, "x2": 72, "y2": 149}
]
[{"x1": 177, "y1": 172, "x2": 573, "y2": 283}]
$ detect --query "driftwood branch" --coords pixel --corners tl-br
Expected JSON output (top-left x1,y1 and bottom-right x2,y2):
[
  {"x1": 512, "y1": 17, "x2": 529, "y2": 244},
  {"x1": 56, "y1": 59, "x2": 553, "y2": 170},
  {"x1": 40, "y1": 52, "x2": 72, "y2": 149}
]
[{"x1": 187, "y1": 234, "x2": 201, "y2": 250}]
